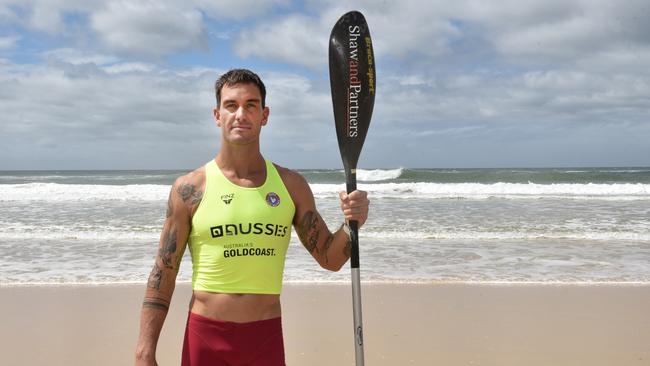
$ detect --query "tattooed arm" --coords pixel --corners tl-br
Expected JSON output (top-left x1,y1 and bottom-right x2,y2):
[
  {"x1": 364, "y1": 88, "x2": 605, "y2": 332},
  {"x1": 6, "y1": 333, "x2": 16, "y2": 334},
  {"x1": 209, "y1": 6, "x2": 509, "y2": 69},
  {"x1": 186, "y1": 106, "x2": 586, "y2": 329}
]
[
  {"x1": 135, "y1": 172, "x2": 204, "y2": 365},
  {"x1": 279, "y1": 166, "x2": 369, "y2": 272}
]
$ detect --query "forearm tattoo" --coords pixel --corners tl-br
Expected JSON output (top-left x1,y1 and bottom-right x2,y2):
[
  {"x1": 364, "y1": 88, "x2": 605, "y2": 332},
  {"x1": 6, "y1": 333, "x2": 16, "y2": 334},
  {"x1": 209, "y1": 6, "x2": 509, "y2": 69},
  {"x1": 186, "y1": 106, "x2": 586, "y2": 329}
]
[
  {"x1": 159, "y1": 226, "x2": 177, "y2": 269},
  {"x1": 147, "y1": 263, "x2": 163, "y2": 290},
  {"x1": 342, "y1": 224, "x2": 351, "y2": 258},
  {"x1": 322, "y1": 233, "x2": 334, "y2": 263},
  {"x1": 297, "y1": 211, "x2": 320, "y2": 253},
  {"x1": 177, "y1": 183, "x2": 203, "y2": 205},
  {"x1": 143, "y1": 296, "x2": 170, "y2": 311}
]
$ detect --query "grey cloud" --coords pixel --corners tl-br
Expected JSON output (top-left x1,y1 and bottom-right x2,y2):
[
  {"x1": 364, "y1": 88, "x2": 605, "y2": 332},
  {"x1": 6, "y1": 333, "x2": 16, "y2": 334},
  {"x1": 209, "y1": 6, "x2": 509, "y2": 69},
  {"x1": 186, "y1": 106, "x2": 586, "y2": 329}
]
[
  {"x1": 0, "y1": 35, "x2": 19, "y2": 49},
  {"x1": 236, "y1": 0, "x2": 650, "y2": 69},
  {"x1": 0, "y1": 59, "x2": 220, "y2": 169},
  {"x1": 196, "y1": 0, "x2": 291, "y2": 20},
  {"x1": 3, "y1": 0, "x2": 649, "y2": 169},
  {"x1": 90, "y1": 1, "x2": 207, "y2": 57},
  {"x1": 3, "y1": 0, "x2": 293, "y2": 58},
  {"x1": 234, "y1": 15, "x2": 329, "y2": 69},
  {"x1": 2, "y1": 0, "x2": 104, "y2": 33},
  {"x1": 233, "y1": 2, "x2": 463, "y2": 66},
  {"x1": 42, "y1": 48, "x2": 120, "y2": 65}
]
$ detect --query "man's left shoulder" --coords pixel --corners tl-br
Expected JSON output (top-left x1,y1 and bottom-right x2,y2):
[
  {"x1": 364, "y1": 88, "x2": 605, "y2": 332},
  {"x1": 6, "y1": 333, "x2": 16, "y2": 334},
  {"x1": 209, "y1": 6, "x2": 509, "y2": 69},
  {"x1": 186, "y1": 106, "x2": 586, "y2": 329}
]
[{"x1": 272, "y1": 163, "x2": 310, "y2": 195}]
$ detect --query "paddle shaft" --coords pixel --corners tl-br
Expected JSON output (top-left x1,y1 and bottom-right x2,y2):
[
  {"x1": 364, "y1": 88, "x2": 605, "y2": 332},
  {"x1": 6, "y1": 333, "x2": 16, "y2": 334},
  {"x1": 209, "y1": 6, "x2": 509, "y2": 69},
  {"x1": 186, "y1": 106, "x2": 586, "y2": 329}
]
[{"x1": 346, "y1": 172, "x2": 364, "y2": 365}]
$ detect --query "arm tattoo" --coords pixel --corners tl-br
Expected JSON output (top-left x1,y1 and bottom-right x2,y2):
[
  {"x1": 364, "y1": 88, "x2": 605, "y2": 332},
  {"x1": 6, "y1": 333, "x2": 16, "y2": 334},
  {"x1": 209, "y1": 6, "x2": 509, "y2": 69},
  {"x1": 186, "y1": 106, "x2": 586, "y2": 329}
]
[
  {"x1": 322, "y1": 233, "x2": 334, "y2": 263},
  {"x1": 143, "y1": 296, "x2": 170, "y2": 311},
  {"x1": 342, "y1": 224, "x2": 351, "y2": 258},
  {"x1": 174, "y1": 249, "x2": 184, "y2": 272},
  {"x1": 158, "y1": 226, "x2": 177, "y2": 269},
  {"x1": 297, "y1": 211, "x2": 320, "y2": 253},
  {"x1": 165, "y1": 190, "x2": 173, "y2": 218},
  {"x1": 177, "y1": 183, "x2": 203, "y2": 205},
  {"x1": 147, "y1": 263, "x2": 163, "y2": 290}
]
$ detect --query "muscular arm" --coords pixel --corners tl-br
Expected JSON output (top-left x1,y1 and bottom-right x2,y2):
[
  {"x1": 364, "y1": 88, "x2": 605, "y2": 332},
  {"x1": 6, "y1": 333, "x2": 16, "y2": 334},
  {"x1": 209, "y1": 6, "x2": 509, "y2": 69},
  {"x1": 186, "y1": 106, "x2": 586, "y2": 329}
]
[
  {"x1": 295, "y1": 206, "x2": 351, "y2": 271},
  {"x1": 282, "y1": 168, "x2": 368, "y2": 272},
  {"x1": 135, "y1": 175, "x2": 203, "y2": 364}
]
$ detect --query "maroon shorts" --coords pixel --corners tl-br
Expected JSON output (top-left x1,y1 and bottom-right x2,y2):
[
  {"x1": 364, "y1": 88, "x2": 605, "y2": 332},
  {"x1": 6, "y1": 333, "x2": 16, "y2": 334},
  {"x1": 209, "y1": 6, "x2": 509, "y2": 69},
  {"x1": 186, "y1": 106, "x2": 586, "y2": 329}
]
[{"x1": 181, "y1": 311, "x2": 285, "y2": 366}]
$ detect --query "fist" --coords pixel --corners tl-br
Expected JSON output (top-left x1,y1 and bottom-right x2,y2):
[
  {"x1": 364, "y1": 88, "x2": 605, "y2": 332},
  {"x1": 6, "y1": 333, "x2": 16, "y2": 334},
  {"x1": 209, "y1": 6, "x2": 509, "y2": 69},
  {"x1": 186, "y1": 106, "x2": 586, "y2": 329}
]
[{"x1": 339, "y1": 190, "x2": 369, "y2": 227}]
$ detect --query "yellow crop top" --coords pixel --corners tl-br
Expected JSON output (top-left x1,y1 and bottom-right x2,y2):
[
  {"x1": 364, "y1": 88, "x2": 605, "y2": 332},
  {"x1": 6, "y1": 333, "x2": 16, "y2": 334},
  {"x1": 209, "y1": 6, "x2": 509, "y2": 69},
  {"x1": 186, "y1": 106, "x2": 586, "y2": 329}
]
[{"x1": 188, "y1": 159, "x2": 296, "y2": 294}]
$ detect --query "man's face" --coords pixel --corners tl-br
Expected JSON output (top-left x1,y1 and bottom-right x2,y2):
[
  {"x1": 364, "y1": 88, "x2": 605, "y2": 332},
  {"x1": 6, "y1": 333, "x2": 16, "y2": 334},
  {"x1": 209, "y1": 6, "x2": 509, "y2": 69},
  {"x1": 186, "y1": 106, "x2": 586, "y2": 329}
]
[{"x1": 214, "y1": 83, "x2": 269, "y2": 146}]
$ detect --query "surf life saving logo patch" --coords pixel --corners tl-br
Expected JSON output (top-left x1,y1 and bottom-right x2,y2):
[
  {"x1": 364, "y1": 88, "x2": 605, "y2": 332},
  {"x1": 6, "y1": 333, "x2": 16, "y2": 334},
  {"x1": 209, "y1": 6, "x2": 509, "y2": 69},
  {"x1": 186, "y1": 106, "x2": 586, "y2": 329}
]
[{"x1": 266, "y1": 192, "x2": 280, "y2": 207}]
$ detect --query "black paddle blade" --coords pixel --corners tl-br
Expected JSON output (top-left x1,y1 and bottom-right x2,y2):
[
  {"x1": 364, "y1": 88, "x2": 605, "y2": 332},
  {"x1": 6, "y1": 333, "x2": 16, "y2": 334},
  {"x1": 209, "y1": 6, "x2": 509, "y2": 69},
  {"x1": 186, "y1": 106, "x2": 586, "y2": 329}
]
[{"x1": 329, "y1": 11, "x2": 376, "y2": 176}]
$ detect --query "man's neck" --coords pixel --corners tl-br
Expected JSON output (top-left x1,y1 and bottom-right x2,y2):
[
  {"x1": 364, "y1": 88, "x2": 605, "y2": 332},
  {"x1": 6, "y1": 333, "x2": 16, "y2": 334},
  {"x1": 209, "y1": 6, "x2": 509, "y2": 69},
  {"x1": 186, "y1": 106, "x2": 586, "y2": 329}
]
[{"x1": 215, "y1": 143, "x2": 265, "y2": 179}]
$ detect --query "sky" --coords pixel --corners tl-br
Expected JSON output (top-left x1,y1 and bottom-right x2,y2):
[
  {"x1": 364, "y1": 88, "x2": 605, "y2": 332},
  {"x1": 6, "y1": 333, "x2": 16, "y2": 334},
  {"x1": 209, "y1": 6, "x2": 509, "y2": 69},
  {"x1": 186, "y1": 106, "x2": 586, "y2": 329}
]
[{"x1": 1, "y1": 0, "x2": 649, "y2": 170}]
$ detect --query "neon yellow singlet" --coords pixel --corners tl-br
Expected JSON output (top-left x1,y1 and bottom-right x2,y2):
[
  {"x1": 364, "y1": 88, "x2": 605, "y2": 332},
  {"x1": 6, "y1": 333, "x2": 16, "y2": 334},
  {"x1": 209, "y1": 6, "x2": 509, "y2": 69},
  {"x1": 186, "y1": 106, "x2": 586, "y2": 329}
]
[{"x1": 188, "y1": 159, "x2": 295, "y2": 294}]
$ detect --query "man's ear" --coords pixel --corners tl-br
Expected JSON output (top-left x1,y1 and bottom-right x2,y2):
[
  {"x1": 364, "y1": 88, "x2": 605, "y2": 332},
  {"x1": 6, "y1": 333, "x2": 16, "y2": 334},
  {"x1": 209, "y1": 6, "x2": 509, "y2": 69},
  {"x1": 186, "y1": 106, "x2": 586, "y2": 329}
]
[
  {"x1": 213, "y1": 107, "x2": 221, "y2": 127},
  {"x1": 261, "y1": 106, "x2": 270, "y2": 126}
]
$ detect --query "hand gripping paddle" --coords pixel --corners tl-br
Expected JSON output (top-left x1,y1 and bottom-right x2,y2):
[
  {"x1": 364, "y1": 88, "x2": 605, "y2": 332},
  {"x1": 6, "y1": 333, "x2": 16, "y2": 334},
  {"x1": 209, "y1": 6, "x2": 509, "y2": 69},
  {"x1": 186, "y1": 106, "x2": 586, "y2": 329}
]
[{"x1": 329, "y1": 10, "x2": 375, "y2": 366}]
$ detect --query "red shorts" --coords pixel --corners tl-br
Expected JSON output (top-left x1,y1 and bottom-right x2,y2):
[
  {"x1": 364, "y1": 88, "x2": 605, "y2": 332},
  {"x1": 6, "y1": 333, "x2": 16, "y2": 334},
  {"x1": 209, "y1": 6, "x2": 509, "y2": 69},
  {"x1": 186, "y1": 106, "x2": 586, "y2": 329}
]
[{"x1": 181, "y1": 311, "x2": 285, "y2": 366}]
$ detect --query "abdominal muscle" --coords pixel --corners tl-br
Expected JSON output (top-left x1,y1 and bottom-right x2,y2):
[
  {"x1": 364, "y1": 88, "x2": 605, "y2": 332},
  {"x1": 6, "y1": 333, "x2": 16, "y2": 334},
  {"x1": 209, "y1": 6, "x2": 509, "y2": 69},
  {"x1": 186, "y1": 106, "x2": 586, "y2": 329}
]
[{"x1": 190, "y1": 290, "x2": 281, "y2": 323}]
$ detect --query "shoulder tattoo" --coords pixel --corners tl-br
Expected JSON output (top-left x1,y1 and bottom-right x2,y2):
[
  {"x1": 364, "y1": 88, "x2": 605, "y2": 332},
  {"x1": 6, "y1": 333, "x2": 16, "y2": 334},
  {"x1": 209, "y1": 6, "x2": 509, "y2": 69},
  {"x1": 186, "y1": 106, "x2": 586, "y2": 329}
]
[{"x1": 177, "y1": 183, "x2": 203, "y2": 205}]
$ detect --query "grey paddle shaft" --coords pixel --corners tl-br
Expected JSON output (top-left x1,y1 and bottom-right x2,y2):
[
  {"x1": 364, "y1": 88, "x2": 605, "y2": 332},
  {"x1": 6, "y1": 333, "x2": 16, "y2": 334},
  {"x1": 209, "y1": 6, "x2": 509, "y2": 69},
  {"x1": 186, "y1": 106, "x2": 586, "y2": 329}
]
[
  {"x1": 352, "y1": 267, "x2": 364, "y2": 365},
  {"x1": 347, "y1": 179, "x2": 365, "y2": 365}
]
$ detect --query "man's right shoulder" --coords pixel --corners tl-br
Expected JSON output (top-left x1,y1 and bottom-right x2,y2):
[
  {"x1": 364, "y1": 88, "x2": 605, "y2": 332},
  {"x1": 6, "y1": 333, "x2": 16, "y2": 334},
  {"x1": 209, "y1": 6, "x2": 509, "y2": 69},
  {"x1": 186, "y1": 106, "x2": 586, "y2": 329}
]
[
  {"x1": 171, "y1": 165, "x2": 206, "y2": 207},
  {"x1": 174, "y1": 165, "x2": 206, "y2": 188}
]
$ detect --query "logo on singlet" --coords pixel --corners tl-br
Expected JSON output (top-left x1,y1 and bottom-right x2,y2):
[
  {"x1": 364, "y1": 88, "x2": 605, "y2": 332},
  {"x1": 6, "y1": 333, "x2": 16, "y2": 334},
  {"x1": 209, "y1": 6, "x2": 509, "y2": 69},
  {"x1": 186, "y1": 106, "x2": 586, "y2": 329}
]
[
  {"x1": 266, "y1": 192, "x2": 280, "y2": 207},
  {"x1": 221, "y1": 193, "x2": 234, "y2": 204},
  {"x1": 210, "y1": 223, "x2": 289, "y2": 238}
]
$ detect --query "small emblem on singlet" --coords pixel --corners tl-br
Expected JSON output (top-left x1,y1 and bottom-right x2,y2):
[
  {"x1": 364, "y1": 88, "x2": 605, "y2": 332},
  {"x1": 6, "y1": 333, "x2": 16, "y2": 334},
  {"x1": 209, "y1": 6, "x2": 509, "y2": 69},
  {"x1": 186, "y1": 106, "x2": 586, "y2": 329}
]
[
  {"x1": 266, "y1": 192, "x2": 280, "y2": 207},
  {"x1": 221, "y1": 193, "x2": 234, "y2": 204}
]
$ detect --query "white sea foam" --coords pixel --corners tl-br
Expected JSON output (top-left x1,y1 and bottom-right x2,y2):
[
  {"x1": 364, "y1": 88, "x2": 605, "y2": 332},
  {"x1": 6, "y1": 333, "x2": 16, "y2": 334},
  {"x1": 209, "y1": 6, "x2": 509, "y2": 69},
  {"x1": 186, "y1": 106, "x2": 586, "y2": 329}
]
[
  {"x1": 598, "y1": 169, "x2": 650, "y2": 173},
  {"x1": 360, "y1": 230, "x2": 650, "y2": 241},
  {"x1": 2, "y1": 222, "x2": 648, "y2": 242},
  {"x1": 355, "y1": 168, "x2": 403, "y2": 181},
  {"x1": 312, "y1": 182, "x2": 650, "y2": 200},
  {"x1": 3, "y1": 182, "x2": 650, "y2": 201},
  {"x1": 0, "y1": 183, "x2": 169, "y2": 201},
  {"x1": 0, "y1": 222, "x2": 160, "y2": 241}
]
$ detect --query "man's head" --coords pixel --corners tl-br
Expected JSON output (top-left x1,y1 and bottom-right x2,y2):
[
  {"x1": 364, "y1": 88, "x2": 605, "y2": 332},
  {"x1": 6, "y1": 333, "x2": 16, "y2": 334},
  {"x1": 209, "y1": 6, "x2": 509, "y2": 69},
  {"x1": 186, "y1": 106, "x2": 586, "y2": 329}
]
[{"x1": 215, "y1": 69, "x2": 266, "y2": 108}]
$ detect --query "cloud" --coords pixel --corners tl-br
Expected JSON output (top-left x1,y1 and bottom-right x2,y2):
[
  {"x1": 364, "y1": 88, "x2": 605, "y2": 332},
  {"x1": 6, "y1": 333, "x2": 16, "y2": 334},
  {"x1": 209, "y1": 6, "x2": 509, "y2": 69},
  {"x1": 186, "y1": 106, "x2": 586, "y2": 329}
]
[
  {"x1": 234, "y1": 14, "x2": 329, "y2": 69},
  {"x1": 0, "y1": 35, "x2": 19, "y2": 49},
  {"x1": 42, "y1": 48, "x2": 120, "y2": 65},
  {"x1": 1, "y1": 0, "x2": 103, "y2": 34},
  {"x1": 2, "y1": 0, "x2": 650, "y2": 168},
  {"x1": 0, "y1": 58, "x2": 222, "y2": 169},
  {"x1": 0, "y1": 59, "x2": 338, "y2": 169},
  {"x1": 102, "y1": 62, "x2": 156, "y2": 74},
  {"x1": 0, "y1": 4, "x2": 19, "y2": 24},
  {"x1": 233, "y1": 1, "x2": 464, "y2": 68},
  {"x1": 482, "y1": 1, "x2": 650, "y2": 63},
  {"x1": 195, "y1": 0, "x2": 290, "y2": 20},
  {"x1": 4, "y1": 0, "x2": 292, "y2": 58},
  {"x1": 28, "y1": 1, "x2": 65, "y2": 33},
  {"x1": 89, "y1": 1, "x2": 207, "y2": 57},
  {"x1": 234, "y1": 0, "x2": 650, "y2": 71}
]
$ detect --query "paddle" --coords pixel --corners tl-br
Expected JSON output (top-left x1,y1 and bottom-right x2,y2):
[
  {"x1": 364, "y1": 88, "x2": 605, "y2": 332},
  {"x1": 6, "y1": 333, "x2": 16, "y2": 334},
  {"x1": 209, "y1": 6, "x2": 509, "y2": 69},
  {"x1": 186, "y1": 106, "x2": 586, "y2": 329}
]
[{"x1": 329, "y1": 10, "x2": 375, "y2": 366}]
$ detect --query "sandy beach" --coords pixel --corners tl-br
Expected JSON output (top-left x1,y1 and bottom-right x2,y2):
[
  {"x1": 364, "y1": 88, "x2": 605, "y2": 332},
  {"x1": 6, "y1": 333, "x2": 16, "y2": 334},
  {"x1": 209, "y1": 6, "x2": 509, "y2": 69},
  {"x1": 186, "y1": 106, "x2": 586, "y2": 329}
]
[{"x1": 1, "y1": 282, "x2": 649, "y2": 366}]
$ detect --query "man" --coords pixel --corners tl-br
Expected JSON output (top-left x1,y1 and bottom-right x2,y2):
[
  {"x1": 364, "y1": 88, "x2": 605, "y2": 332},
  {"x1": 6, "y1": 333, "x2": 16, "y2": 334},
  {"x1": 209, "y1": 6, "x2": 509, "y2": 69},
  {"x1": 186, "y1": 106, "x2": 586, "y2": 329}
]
[{"x1": 135, "y1": 69, "x2": 369, "y2": 366}]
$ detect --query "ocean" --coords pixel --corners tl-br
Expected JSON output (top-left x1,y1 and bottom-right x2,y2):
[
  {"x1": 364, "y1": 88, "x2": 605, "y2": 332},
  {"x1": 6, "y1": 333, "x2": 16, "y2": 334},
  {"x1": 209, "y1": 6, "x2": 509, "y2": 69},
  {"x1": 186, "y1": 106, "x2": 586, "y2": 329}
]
[{"x1": 1, "y1": 167, "x2": 649, "y2": 285}]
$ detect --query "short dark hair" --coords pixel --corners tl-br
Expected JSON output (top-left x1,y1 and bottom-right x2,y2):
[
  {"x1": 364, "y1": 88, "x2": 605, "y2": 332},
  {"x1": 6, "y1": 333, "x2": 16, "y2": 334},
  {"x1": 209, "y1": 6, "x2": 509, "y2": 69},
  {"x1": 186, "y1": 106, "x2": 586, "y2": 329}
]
[{"x1": 215, "y1": 69, "x2": 266, "y2": 108}]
